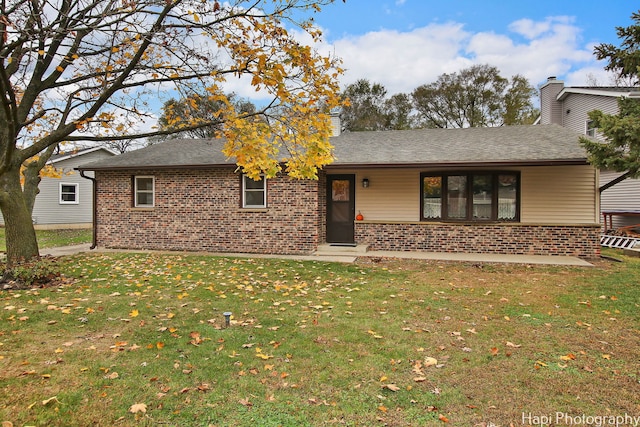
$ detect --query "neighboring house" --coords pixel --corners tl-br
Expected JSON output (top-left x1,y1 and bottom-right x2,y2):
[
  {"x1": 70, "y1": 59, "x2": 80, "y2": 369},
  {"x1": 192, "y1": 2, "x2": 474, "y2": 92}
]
[
  {"x1": 1, "y1": 147, "x2": 116, "y2": 229},
  {"x1": 539, "y1": 77, "x2": 640, "y2": 232},
  {"x1": 78, "y1": 123, "x2": 601, "y2": 259}
]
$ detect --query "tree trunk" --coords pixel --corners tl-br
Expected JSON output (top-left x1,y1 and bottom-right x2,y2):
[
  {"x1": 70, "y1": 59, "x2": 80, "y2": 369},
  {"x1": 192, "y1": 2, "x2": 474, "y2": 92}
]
[{"x1": 0, "y1": 166, "x2": 39, "y2": 267}]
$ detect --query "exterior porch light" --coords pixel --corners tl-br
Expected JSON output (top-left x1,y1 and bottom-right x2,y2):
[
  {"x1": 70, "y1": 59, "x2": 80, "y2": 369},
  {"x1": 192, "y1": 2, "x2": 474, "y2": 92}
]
[
  {"x1": 223, "y1": 311, "x2": 232, "y2": 328},
  {"x1": 362, "y1": 178, "x2": 369, "y2": 188}
]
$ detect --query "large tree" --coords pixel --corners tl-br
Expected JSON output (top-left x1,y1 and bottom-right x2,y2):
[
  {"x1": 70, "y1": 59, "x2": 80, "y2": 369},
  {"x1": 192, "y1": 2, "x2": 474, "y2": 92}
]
[
  {"x1": 339, "y1": 79, "x2": 388, "y2": 131},
  {"x1": 412, "y1": 64, "x2": 538, "y2": 128},
  {"x1": 157, "y1": 93, "x2": 256, "y2": 140},
  {"x1": 580, "y1": 10, "x2": 640, "y2": 184},
  {"x1": 0, "y1": 0, "x2": 343, "y2": 266}
]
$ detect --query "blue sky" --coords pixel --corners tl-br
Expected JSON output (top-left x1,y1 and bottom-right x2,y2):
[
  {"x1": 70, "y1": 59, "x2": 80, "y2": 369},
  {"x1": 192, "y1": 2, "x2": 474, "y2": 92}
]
[{"x1": 290, "y1": 0, "x2": 637, "y2": 96}]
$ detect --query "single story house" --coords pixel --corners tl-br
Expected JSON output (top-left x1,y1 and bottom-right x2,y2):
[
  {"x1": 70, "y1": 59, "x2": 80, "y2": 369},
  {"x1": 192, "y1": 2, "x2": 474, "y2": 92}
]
[
  {"x1": 0, "y1": 146, "x2": 116, "y2": 229},
  {"x1": 78, "y1": 123, "x2": 601, "y2": 259},
  {"x1": 539, "y1": 77, "x2": 640, "y2": 232}
]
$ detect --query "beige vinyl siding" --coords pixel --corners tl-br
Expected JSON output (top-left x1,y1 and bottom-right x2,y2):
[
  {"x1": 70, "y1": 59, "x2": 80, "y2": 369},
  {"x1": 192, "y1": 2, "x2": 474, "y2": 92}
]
[
  {"x1": 521, "y1": 165, "x2": 598, "y2": 223},
  {"x1": 329, "y1": 165, "x2": 598, "y2": 224},
  {"x1": 351, "y1": 168, "x2": 420, "y2": 221}
]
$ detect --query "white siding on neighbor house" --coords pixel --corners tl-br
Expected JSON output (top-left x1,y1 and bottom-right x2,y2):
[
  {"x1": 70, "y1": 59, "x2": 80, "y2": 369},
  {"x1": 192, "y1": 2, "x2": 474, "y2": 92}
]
[
  {"x1": 600, "y1": 170, "x2": 640, "y2": 230},
  {"x1": 0, "y1": 148, "x2": 113, "y2": 227},
  {"x1": 561, "y1": 94, "x2": 619, "y2": 138},
  {"x1": 329, "y1": 165, "x2": 598, "y2": 224},
  {"x1": 30, "y1": 169, "x2": 94, "y2": 226}
]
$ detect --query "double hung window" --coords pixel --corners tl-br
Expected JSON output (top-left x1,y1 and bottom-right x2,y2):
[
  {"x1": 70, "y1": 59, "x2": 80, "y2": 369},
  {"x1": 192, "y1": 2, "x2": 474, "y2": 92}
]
[
  {"x1": 59, "y1": 183, "x2": 79, "y2": 204},
  {"x1": 134, "y1": 176, "x2": 155, "y2": 207},
  {"x1": 242, "y1": 175, "x2": 267, "y2": 208}
]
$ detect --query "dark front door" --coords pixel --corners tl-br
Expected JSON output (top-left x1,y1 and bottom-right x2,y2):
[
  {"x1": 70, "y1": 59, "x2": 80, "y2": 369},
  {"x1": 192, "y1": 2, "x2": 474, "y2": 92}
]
[{"x1": 326, "y1": 175, "x2": 355, "y2": 244}]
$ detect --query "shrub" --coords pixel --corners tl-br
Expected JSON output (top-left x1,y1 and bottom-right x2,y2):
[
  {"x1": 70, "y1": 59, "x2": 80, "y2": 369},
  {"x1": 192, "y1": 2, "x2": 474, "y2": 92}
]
[{"x1": 2, "y1": 256, "x2": 61, "y2": 289}]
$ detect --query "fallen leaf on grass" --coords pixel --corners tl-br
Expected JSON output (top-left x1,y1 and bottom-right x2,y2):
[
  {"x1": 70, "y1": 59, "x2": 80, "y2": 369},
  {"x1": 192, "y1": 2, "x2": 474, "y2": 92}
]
[
  {"x1": 189, "y1": 331, "x2": 203, "y2": 346},
  {"x1": 382, "y1": 384, "x2": 400, "y2": 392},
  {"x1": 506, "y1": 341, "x2": 521, "y2": 348},
  {"x1": 560, "y1": 353, "x2": 576, "y2": 361},
  {"x1": 129, "y1": 403, "x2": 147, "y2": 414},
  {"x1": 424, "y1": 357, "x2": 438, "y2": 367},
  {"x1": 42, "y1": 396, "x2": 60, "y2": 406},
  {"x1": 197, "y1": 383, "x2": 210, "y2": 392},
  {"x1": 439, "y1": 414, "x2": 449, "y2": 422},
  {"x1": 239, "y1": 398, "x2": 252, "y2": 408}
]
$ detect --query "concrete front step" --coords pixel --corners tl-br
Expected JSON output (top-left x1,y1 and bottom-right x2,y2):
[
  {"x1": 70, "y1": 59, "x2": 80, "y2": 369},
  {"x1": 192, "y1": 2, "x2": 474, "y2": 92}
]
[{"x1": 315, "y1": 243, "x2": 369, "y2": 255}]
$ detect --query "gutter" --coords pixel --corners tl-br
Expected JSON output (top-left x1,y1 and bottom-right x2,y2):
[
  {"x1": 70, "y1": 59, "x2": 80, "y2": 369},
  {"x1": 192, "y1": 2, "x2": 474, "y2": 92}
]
[{"x1": 79, "y1": 169, "x2": 97, "y2": 250}]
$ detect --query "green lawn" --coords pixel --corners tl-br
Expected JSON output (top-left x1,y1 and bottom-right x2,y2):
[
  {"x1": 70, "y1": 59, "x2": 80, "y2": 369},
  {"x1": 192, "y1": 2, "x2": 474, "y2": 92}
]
[
  {"x1": 0, "y1": 228, "x2": 92, "y2": 252},
  {"x1": 0, "y1": 250, "x2": 638, "y2": 426}
]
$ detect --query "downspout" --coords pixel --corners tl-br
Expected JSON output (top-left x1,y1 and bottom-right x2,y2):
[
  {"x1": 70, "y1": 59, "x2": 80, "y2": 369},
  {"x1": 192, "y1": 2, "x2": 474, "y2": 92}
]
[{"x1": 79, "y1": 169, "x2": 97, "y2": 250}]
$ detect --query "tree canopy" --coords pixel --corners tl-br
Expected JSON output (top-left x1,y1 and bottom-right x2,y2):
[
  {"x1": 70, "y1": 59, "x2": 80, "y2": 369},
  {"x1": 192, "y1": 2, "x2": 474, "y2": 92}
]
[
  {"x1": 412, "y1": 64, "x2": 538, "y2": 128},
  {"x1": 0, "y1": 0, "x2": 343, "y2": 265},
  {"x1": 339, "y1": 79, "x2": 389, "y2": 131},
  {"x1": 157, "y1": 93, "x2": 257, "y2": 140},
  {"x1": 580, "y1": 9, "x2": 640, "y2": 180},
  {"x1": 339, "y1": 67, "x2": 537, "y2": 132}
]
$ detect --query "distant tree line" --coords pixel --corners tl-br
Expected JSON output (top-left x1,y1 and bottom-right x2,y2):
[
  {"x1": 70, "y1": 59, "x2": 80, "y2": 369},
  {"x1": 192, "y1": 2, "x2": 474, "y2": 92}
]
[
  {"x1": 152, "y1": 64, "x2": 538, "y2": 138},
  {"x1": 339, "y1": 64, "x2": 539, "y2": 132}
]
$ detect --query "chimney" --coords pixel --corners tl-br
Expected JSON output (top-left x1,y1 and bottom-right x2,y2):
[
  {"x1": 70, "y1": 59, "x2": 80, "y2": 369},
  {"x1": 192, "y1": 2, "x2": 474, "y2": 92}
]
[
  {"x1": 330, "y1": 111, "x2": 341, "y2": 137},
  {"x1": 539, "y1": 76, "x2": 564, "y2": 125}
]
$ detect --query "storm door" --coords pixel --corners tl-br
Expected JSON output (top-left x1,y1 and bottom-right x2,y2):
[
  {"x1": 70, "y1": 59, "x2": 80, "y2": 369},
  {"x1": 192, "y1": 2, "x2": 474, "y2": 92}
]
[{"x1": 326, "y1": 175, "x2": 355, "y2": 244}]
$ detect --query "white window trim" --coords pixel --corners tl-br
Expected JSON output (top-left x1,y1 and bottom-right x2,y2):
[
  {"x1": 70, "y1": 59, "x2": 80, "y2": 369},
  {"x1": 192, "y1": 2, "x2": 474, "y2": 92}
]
[
  {"x1": 585, "y1": 119, "x2": 596, "y2": 137},
  {"x1": 134, "y1": 176, "x2": 155, "y2": 208},
  {"x1": 242, "y1": 174, "x2": 267, "y2": 208},
  {"x1": 59, "y1": 182, "x2": 79, "y2": 205}
]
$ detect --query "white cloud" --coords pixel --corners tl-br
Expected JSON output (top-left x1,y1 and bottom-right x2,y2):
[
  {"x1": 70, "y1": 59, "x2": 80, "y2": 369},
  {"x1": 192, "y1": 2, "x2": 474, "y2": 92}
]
[
  {"x1": 329, "y1": 23, "x2": 472, "y2": 94},
  {"x1": 317, "y1": 15, "x2": 604, "y2": 96}
]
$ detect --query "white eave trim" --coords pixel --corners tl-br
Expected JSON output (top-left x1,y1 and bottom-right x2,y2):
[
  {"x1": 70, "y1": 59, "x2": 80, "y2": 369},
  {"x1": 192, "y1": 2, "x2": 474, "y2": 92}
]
[{"x1": 557, "y1": 87, "x2": 640, "y2": 101}]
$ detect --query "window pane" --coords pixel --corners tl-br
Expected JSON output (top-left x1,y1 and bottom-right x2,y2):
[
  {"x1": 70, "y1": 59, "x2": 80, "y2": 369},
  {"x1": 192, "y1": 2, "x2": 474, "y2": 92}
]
[
  {"x1": 244, "y1": 177, "x2": 264, "y2": 190},
  {"x1": 447, "y1": 176, "x2": 467, "y2": 219},
  {"x1": 472, "y1": 175, "x2": 492, "y2": 219},
  {"x1": 136, "y1": 192, "x2": 153, "y2": 206},
  {"x1": 423, "y1": 176, "x2": 442, "y2": 219},
  {"x1": 137, "y1": 178, "x2": 153, "y2": 191},
  {"x1": 498, "y1": 174, "x2": 517, "y2": 220},
  {"x1": 332, "y1": 180, "x2": 350, "y2": 201},
  {"x1": 245, "y1": 191, "x2": 265, "y2": 207}
]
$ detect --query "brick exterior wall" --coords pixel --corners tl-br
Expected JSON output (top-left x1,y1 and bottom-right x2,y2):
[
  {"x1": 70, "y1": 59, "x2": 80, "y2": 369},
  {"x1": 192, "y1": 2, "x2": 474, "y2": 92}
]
[
  {"x1": 94, "y1": 168, "x2": 599, "y2": 259},
  {"x1": 355, "y1": 222, "x2": 601, "y2": 259},
  {"x1": 95, "y1": 169, "x2": 320, "y2": 254}
]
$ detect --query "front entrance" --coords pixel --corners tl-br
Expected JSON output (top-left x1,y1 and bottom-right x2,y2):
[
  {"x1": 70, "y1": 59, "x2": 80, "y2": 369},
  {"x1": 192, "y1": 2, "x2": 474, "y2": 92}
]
[{"x1": 326, "y1": 174, "x2": 355, "y2": 244}]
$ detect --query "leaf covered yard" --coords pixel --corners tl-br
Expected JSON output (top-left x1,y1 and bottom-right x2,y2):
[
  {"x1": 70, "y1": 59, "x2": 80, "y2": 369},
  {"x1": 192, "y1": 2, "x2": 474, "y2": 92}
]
[{"x1": 1, "y1": 252, "x2": 639, "y2": 426}]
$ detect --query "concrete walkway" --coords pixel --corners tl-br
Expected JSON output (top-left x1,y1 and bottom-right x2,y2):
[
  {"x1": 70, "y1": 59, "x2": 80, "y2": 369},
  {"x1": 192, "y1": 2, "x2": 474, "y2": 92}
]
[{"x1": 41, "y1": 243, "x2": 594, "y2": 266}]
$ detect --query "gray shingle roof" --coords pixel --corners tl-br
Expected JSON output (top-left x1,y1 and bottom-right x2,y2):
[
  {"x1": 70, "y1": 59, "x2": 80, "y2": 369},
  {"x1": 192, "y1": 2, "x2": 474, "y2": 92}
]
[{"x1": 78, "y1": 124, "x2": 588, "y2": 171}]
